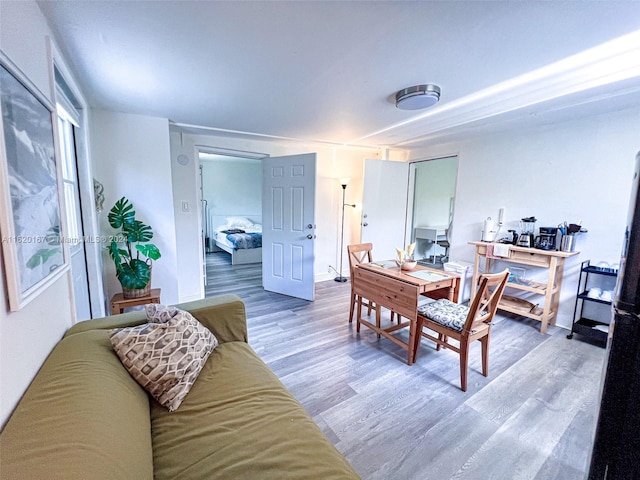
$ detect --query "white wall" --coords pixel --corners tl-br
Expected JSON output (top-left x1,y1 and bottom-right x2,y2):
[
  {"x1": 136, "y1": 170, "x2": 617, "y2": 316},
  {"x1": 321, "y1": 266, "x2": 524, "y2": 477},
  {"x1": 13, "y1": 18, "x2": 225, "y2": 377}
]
[
  {"x1": 202, "y1": 159, "x2": 262, "y2": 225},
  {"x1": 0, "y1": 0, "x2": 74, "y2": 427},
  {"x1": 411, "y1": 109, "x2": 640, "y2": 328},
  {"x1": 169, "y1": 129, "x2": 408, "y2": 301},
  {"x1": 91, "y1": 111, "x2": 179, "y2": 306}
]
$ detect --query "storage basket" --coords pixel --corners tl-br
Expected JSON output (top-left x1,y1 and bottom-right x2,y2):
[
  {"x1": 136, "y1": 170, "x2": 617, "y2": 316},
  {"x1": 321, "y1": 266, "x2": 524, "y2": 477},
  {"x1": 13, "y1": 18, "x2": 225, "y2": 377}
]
[{"x1": 122, "y1": 283, "x2": 151, "y2": 299}]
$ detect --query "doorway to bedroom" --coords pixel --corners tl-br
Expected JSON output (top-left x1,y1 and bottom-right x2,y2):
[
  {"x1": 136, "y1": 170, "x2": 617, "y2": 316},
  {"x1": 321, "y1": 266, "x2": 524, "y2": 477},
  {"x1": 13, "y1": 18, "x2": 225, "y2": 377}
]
[{"x1": 199, "y1": 151, "x2": 265, "y2": 296}]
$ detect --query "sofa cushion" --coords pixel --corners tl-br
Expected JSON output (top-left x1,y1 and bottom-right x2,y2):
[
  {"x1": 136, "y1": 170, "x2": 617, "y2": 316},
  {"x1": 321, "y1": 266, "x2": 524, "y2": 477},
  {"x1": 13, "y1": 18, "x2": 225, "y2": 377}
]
[
  {"x1": 110, "y1": 306, "x2": 218, "y2": 412},
  {"x1": 150, "y1": 341, "x2": 360, "y2": 479},
  {"x1": 0, "y1": 330, "x2": 153, "y2": 480}
]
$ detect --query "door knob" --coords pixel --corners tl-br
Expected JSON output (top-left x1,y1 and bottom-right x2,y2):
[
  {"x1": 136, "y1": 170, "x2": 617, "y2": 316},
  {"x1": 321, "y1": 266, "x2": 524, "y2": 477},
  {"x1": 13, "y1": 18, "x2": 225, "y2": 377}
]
[
  {"x1": 306, "y1": 234, "x2": 313, "y2": 239},
  {"x1": 363, "y1": 222, "x2": 368, "y2": 227},
  {"x1": 307, "y1": 224, "x2": 313, "y2": 229}
]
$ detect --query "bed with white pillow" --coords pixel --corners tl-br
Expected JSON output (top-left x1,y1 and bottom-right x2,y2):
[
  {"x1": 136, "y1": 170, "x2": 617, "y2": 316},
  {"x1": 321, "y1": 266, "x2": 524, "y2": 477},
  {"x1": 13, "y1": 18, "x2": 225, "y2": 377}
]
[{"x1": 211, "y1": 215, "x2": 262, "y2": 265}]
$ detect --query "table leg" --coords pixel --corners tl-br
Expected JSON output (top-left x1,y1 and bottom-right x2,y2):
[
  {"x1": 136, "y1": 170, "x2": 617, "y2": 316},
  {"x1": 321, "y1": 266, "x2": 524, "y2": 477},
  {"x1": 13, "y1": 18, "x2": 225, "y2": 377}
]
[
  {"x1": 408, "y1": 316, "x2": 417, "y2": 365},
  {"x1": 550, "y1": 258, "x2": 564, "y2": 327},
  {"x1": 448, "y1": 277, "x2": 460, "y2": 303}
]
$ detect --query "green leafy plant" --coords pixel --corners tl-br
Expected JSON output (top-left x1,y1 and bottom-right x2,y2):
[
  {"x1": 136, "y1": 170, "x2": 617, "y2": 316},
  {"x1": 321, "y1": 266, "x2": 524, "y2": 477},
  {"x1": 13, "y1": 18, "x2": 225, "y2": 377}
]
[{"x1": 107, "y1": 197, "x2": 161, "y2": 290}]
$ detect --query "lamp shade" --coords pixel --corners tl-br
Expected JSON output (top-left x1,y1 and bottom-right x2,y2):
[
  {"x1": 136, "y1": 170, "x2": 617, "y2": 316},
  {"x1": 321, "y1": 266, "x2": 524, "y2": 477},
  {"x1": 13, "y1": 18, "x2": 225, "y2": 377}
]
[
  {"x1": 395, "y1": 84, "x2": 441, "y2": 110},
  {"x1": 339, "y1": 177, "x2": 351, "y2": 187}
]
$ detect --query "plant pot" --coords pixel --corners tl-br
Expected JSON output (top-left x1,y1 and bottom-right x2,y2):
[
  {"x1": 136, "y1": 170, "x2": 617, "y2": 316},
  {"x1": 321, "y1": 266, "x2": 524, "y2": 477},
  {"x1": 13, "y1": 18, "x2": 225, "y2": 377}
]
[
  {"x1": 122, "y1": 283, "x2": 151, "y2": 299},
  {"x1": 121, "y1": 264, "x2": 152, "y2": 299}
]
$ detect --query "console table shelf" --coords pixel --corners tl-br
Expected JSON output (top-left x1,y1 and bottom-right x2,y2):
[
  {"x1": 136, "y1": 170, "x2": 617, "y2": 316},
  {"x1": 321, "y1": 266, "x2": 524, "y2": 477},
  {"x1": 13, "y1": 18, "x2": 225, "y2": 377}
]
[
  {"x1": 505, "y1": 279, "x2": 556, "y2": 295},
  {"x1": 469, "y1": 242, "x2": 579, "y2": 333}
]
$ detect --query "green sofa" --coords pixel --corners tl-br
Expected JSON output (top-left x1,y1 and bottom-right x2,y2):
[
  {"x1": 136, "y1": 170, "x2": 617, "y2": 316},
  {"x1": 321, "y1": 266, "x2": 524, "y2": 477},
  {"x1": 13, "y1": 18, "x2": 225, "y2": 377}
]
[{"x1": 0, "y1": 295, "x2": 360, "y2": 479}]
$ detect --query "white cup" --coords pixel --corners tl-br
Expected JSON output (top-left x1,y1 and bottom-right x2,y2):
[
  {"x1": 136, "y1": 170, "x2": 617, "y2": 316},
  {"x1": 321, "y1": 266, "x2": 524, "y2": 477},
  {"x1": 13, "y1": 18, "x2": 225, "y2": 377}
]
[
  {"x1": 600, "y1": 290, "x2": 613, "y2": 302},
  {"x1": 587, "y1": 288, "x2": 602, "y2": 299}
]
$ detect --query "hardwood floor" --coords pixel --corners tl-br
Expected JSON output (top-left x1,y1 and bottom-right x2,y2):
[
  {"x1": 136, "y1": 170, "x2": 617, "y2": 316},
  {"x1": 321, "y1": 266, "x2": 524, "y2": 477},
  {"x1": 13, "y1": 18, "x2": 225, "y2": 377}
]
[{"x1": 205, "y1": 252, "x2": 605, "y2": 479}]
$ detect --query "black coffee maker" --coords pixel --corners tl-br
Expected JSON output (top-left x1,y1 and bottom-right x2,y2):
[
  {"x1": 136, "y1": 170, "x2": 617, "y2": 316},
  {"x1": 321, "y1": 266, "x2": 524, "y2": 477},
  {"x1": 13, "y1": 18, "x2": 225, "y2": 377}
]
[{"x1": 535, "y1": 227, "x2": 558, "y2": 250}]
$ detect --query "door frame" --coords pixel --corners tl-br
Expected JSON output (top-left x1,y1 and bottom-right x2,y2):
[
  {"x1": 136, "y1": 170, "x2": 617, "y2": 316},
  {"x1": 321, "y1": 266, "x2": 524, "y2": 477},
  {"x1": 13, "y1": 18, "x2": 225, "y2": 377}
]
[
  {"x1": 49, "y1": 38, "x2": 105, "y2": 319},
  {"x1": 195, "y1": 145, "x2": 269, "y2": 294}
]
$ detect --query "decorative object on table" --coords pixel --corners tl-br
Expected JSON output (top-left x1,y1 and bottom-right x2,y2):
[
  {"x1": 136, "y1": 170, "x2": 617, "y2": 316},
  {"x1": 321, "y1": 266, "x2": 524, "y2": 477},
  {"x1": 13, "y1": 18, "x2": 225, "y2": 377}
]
[
  {"x1": 0, "y1": 53, "x2": 67, "y2": 311},
  {"x1": 93, "y1": 178, "x2": 105, "y2": 213},
  {"x1": 107, "y1": 197, "x2": 161, "y2": 298},
  {"x1": 395, "y1": 242, "x2": 416, "y2": 269},
  {"x1": 334, "y1": 177, "x2": 356, "y2": 283},
  {"x1": 399, "y1": 259, "x2": 417, "y2": 270}
]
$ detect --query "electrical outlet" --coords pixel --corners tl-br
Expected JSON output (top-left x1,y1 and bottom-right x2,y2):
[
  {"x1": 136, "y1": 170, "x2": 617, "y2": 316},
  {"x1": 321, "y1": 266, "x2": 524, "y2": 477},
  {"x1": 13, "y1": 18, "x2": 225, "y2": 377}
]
[{"x1": 181, "y1": 201, "x2": 189, "y2": 213}]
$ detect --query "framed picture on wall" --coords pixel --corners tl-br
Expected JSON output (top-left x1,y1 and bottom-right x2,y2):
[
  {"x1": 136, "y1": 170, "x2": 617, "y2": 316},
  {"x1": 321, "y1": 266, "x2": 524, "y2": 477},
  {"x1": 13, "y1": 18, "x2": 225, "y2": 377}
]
[{"x1": 0, "y1": 52, "x2": 68, "y2": 311}]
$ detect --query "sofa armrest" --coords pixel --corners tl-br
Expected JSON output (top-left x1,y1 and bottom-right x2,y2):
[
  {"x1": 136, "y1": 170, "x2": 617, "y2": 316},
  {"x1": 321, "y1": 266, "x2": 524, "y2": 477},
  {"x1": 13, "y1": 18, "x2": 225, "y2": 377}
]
[{"x1": 65, "y1": 294, "x2": 248, "y2": 344}]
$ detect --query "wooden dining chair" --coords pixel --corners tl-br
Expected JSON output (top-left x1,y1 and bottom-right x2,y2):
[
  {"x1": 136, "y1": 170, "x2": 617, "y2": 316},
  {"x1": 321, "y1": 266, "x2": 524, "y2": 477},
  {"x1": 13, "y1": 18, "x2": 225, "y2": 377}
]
[
  {"x1": 347, "y1": 243, "x2": 375, "y2": 323},
  {"x1": 347, "y1": 243, "x2": 400, "y2": 325},
  {"x1": 414, "y1": 269, "x2": 509, "y2": 391}
]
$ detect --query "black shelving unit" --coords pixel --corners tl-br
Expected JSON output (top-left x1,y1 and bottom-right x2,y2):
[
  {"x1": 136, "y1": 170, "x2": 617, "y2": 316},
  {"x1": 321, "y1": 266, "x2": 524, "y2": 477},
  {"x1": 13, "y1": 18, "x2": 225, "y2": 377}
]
[{"x1": 567, "y1": 260, "x2": 617, "y2": 345}]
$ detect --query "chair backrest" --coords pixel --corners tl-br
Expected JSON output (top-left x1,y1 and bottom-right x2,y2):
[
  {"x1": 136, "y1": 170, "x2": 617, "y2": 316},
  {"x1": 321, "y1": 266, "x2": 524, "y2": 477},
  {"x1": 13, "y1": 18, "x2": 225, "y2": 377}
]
[
  {"x1": 463, "y1": 269, "x2": 509, "y2": 333},
  {"x1": 347, "y1": 243, "x2": 373, "y2": 278}
]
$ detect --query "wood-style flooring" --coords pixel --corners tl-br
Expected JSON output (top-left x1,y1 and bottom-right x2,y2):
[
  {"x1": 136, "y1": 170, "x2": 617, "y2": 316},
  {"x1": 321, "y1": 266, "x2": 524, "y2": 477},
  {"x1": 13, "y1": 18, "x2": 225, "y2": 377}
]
[{"x1": 205, "y1": 252, "x2": 605, "y2": 480}]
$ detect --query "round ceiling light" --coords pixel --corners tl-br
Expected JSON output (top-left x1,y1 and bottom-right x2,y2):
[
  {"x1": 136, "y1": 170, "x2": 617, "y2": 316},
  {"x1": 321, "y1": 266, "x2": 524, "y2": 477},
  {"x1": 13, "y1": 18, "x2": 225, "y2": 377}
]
[{"x1": 395, "y1": 84, "x2": 441, "y2": 110}]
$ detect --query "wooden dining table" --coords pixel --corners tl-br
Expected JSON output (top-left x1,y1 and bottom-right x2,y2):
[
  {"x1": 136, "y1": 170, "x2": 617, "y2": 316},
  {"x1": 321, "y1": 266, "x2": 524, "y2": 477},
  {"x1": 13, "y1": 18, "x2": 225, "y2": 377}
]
[{"x1": 352, "y1": 261, "x2": 460, "y2": 365}]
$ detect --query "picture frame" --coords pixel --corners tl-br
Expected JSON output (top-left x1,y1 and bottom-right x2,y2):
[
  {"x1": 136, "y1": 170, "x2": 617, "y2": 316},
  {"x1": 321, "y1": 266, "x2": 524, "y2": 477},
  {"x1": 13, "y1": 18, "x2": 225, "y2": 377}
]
[{"x1": 0, "y1": 51, "x2": 69, "y2": 311}]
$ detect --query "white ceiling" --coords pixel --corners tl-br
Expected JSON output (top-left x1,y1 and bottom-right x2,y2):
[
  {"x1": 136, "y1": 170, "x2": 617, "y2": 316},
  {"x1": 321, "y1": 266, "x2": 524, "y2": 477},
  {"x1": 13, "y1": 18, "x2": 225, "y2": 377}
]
[{"x1": 37, "y1": 1, "x2": 640, "y2": 150}]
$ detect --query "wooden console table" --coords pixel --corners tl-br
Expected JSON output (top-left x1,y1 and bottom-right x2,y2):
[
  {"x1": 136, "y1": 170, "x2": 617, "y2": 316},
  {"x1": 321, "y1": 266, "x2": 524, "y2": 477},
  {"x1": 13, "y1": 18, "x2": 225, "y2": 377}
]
[
  {"x1": 469, "y1": 242, "x2": 578, "y2": 333},
  {"x1": 110, "y1": 288, "x2": 161, "y2": 315}
]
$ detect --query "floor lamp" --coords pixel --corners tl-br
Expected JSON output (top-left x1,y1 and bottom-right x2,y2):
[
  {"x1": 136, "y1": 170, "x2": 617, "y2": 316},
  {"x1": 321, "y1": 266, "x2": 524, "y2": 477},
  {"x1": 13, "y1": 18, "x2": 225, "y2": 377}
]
[{"x1": 335, "y1": 177, "x2": 356, "y2": 282}]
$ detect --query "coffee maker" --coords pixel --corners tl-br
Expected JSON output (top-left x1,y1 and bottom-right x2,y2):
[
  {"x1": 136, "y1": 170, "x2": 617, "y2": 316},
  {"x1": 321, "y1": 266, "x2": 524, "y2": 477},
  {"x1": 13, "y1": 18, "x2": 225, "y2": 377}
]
[
  {"x1": 517, "y1": 217, "x2": 537, "y2": 248},
  {"x1": 535, "y1": 227, "x2": 558, "y2": 250}
]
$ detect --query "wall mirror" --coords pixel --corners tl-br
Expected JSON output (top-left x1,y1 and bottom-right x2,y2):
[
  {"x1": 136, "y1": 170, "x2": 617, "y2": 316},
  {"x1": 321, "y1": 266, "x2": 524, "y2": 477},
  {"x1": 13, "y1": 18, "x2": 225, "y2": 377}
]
[{"x1": 409, "y1": 155, "x2": 458, "y2": 264}]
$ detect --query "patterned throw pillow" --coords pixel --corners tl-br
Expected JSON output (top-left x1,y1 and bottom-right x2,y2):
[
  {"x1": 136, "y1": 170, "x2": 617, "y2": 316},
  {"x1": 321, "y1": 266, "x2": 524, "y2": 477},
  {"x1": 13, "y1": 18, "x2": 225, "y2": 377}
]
[{"x1": 109, "y1": 305, "x2": 219, "y2": 412}]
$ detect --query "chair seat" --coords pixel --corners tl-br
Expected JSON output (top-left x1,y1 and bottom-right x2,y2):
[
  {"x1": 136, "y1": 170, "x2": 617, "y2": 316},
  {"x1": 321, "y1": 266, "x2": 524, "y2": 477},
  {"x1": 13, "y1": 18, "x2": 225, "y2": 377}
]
[
  {"x1": 417, "y1": 299, "x2": 487, "y2": 332},
  {"x1": 418, "y1": 299, "x2": 468, "y2": 331}
]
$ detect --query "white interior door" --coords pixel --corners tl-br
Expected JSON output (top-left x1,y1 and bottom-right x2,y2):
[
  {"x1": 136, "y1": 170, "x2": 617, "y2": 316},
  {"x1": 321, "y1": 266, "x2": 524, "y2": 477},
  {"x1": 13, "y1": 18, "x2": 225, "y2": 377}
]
[
  {"x1": 361, "y1": 159, "x2": 410, "y2": 260},
  {"x1": 262, "y1": 153, "x2": 316, "y2": 301},
  {"x1": 57, "y1": 115, "x2": 91, "y2": 320}
]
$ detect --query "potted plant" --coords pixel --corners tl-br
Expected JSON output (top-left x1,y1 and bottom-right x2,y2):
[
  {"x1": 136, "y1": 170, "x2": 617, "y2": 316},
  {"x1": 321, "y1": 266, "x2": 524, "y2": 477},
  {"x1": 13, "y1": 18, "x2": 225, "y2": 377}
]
[{"x1": 107, "y1": 197, "x2": 161, "y2": 298}]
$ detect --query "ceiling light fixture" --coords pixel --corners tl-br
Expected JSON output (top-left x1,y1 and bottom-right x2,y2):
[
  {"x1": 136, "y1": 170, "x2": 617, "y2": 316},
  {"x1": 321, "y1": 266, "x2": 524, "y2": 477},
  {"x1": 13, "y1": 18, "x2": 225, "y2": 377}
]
[{"x1": 395, "y1": 84, "x2": 441, "y2": 110}]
